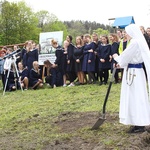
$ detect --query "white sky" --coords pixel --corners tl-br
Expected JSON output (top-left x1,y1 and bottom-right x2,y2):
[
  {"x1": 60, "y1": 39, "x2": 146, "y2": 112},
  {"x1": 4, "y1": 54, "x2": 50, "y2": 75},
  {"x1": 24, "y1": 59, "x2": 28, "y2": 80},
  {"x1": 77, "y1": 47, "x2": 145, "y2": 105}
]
[{"x1": 8, "y1": 0, "x2": 150, "y2": 28}]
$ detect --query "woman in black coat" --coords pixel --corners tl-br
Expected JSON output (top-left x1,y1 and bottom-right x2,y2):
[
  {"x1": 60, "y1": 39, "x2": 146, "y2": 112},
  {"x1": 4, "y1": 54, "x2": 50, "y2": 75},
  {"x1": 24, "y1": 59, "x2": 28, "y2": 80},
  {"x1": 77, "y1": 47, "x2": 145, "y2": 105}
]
[
  {"x1": 66, "y1": 35, "x2": 76, "y2": 86},
  {"x1": 7, "y1": 70, "x2": 17, "y2": 91},
  {"x1": 97, "y1": 35, "x2": 111, "y2": 85},
  {"x1": 109, "y1": 34, "x2": 120, "y2": 83},
  {"x1": 82, "y1": 34, "x2": 97, "y2": 84},
  {"x1": 24, "y1": 41, "x2": 38, "y2": 77},
  {"x1": 44, "y1": 60, "x2": 63, "y2": 88},
  {"x1": 51, "y1": 39, "x2": 64, "y2": 86},
  {"x1": 61, "y1": 40, "x2": 69, "y2": 86},
  {"x1": 73, "y1": 36, "x2": 84, "y2": 84},
  {"x1": 18, "y1": 62, "x2": 29, "y2": 90},
  {"x1": 29, "y1": 61, "x2": 43, "y2": 89}
]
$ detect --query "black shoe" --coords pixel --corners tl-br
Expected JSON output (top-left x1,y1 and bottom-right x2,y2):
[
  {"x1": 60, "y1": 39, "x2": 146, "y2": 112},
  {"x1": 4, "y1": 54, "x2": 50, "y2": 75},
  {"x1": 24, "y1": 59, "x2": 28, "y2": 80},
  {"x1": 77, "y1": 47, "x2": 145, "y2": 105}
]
[
  {"x1": 103, "y1": 82, "x2": 107, "y2": 85},
  {"x1": 114, "y1": 81, "x2": 119, "y2": 84},
  {"x1": 88, "y1": 81, "x2": 92, "y2": 84},
  {"x1": 99, "y1": 82, "x2": 103, "y2": 86},
  {"x1": 127, "y1": 126, "x2": 145, "y2": 133},
  {"x1": 92, "y1": 81, "x2": 96, "y2": 84}
]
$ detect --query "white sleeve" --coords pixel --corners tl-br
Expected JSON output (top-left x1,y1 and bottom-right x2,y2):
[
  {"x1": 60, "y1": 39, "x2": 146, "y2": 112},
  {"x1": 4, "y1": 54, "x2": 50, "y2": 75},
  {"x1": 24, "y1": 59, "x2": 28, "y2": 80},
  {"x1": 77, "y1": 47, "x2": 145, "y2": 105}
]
[
  {"x1": 4, "y1": 58, "x2": 11, "y2": 70},
  {"x1": 4, "y1": 58, "x2": 8, "y2": 70},
  {"x1": 114, "y1": 39, "x2": 138, "y2": 67}
]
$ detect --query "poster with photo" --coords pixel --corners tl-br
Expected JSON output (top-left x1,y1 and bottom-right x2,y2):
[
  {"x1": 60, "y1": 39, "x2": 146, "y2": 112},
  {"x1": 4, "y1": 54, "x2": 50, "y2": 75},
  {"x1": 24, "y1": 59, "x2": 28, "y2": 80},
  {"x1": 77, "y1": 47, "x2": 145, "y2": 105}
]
[{"x1": 38, "y1": 31, "x2": 63, "y2": 65}]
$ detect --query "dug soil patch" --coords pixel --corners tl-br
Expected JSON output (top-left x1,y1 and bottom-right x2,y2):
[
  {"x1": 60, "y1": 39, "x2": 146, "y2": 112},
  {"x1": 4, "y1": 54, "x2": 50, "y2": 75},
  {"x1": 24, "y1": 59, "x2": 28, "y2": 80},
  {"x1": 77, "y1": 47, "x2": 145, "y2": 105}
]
[{"x1": 44, "y1": 111, "x2": 150, "y2": 150}]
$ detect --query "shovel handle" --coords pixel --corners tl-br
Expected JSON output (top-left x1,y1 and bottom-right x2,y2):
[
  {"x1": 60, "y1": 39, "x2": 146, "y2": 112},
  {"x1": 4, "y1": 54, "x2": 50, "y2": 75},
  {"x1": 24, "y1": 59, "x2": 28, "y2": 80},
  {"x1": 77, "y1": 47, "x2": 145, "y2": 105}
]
[{"x1": 102, "y1": 68, "x2": 116, "y2": 114}]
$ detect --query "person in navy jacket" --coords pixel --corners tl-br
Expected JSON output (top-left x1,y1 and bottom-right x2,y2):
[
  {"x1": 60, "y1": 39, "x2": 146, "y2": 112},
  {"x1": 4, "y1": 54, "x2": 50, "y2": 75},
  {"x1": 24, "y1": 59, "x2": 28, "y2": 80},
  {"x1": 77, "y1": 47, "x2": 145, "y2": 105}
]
[
  {"x1": 22, "y1": 41, "x2": 28, "y2": 68},
  {"x1": 93, "y1": 33, "x2": 100, "y2": 81},
  {"x1": 82, "y1": 34, "x2": 97, "y2": 84},
  {"x1": 43, "y1": 60, "x2": 63, "y2": 88},
  {"x1": 29, "y1": 61, "x2": 43, "y2": 89},
  {"x1": 18, "y1": 62, "x2": 29, "y2": 90},
  {"x1": 109, "y1": 33, "x2": 120, "y2": 84},
  {"x1": 66, "y1": 35, "x2": 76, "y2": 86},
  {"x1": 51, "y1": 39, "x2": 63, "y2": 86},
  {"x1": 61, "y1": 40, "x2": 69, "y2": 86},
  {"x1": 24, "y1": 40, "x2": 38, "y2": 77},
  {"x1": 97, "y1": 35, "x2": 111, "y2": 85},
  {"x1": 7, "y1": 64, "x2": 20, "y2": 91},
  {"x1": 73, "y1": 36, "x2": 84, "y2": 84}
]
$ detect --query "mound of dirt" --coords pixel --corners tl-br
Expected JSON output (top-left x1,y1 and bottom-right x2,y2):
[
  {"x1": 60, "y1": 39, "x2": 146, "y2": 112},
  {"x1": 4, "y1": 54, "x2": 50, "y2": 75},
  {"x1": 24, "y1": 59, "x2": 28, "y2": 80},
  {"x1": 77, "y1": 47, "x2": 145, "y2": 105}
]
[
  {"x1": 43, "y1": 111, "x2": 150, "y2": 150},
  {"x1": 53, "y1": 111, "x2": 100, "y2": 132}
]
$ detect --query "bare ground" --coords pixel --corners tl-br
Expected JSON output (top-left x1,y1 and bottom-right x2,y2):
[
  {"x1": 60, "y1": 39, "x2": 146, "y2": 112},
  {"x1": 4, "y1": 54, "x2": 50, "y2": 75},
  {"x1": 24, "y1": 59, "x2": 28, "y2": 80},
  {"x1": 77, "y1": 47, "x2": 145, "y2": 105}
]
[
  {"x1": 43, "y1": 111, "x2": 150, "y2": 150},
  {"x1": 1, "y1": 111, "x2": 150, "y2": 150}
]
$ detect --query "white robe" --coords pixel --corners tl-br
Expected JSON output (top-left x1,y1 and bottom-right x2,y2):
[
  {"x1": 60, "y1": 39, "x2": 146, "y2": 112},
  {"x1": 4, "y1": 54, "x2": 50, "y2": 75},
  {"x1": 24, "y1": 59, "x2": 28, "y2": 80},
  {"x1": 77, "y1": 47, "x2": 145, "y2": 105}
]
[{"x1": 115, "y1": 39, "x2": 150, "y2": 126}]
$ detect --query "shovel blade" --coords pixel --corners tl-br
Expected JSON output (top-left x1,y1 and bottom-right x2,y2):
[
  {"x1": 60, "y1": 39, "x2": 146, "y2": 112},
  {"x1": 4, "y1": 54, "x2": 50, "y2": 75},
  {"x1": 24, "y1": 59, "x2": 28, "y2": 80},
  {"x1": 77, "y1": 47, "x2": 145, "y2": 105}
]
[{"x1": 91, "y1": 117, "x2": 106, "y2": 130}]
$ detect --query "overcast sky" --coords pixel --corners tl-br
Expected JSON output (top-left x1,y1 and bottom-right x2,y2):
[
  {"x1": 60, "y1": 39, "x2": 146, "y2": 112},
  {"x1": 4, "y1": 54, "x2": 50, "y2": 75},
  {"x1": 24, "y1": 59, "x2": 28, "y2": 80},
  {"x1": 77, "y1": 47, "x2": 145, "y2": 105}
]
[{"x1": 8, "y1": 0, "x2": 150, "y2": 28}]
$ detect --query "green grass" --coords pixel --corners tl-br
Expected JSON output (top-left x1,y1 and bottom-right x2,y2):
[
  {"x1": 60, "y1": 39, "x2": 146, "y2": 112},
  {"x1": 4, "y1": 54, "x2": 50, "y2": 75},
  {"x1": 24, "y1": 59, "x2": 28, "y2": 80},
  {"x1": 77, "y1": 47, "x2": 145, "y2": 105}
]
[{"x1": 0, "y1": 81, "x2": 130, "y2": 150}]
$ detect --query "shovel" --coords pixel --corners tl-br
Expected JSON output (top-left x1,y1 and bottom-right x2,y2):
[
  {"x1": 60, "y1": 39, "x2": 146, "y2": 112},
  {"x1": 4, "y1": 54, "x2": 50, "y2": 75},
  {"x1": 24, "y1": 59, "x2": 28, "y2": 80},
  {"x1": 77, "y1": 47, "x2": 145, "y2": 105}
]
[{"x1": 91, "y1": 67, "x2": 116, "y2": 130}]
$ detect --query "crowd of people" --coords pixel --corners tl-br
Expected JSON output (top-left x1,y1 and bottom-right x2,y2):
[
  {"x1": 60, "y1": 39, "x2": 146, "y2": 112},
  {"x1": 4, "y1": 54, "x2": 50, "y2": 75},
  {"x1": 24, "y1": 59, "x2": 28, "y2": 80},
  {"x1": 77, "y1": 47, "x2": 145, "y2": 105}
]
[
  {"x1": 1, "y1": 24, "x2": 150, "y2": 134},
  {"x1": 0, "y1": 41, "x2": 40, "y2": 91},
  {"x1": 0, "y1": 25, "x2": 150, "y2": 92}
]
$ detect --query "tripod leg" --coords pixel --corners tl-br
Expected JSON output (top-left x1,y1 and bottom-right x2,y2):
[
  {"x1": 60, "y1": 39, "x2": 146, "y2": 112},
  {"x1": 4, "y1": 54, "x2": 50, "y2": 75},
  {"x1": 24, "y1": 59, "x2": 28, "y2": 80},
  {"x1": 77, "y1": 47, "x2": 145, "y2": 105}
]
[
  {"x1": 13, "y1": 70, "x2": 17, "y2": 90},
  {"x1": 3, "y1": 66, "x2": 11, "y2": 96},
  {"x1": 13, "y1": 60, "x2": 23, "y2": 92}
]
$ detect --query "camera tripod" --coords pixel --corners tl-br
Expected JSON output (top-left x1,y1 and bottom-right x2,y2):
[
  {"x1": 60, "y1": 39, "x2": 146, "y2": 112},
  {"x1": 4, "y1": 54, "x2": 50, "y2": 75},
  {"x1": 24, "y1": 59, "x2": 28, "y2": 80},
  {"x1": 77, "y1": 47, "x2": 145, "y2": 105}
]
[{"x1": 3, "y1": 55, "x2": 23, "y2": 95}]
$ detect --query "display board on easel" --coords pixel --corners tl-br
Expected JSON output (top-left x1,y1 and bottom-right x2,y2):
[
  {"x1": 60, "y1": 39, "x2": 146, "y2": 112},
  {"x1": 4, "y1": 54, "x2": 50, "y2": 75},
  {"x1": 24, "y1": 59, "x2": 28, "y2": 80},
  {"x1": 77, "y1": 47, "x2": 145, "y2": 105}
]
[{"x1": 38, "y1": 31, "x2": 63, "y2": 65}]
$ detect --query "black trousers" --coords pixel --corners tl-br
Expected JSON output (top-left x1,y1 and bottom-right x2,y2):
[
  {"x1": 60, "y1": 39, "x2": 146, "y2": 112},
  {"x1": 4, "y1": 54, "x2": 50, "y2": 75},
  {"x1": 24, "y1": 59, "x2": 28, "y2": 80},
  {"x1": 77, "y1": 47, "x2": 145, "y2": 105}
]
[
  {"x1": 99, "y1": 69, "x2": 109, "y2": 83},
  {"x1": 114, "y1": 69, "x2": 119, "y2": 83},
  {"x1": 1, "y1": 74, "x2": 5, "y2": 89},
  {"x1": 88, "y1": 72, "x2": 95, "y2": 82}
]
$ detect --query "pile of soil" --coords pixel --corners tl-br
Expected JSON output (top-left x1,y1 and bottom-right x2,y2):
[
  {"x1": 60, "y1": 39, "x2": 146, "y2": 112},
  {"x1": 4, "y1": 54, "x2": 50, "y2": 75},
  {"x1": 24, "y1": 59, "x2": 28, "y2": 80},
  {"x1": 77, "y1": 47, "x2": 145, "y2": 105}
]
[{"x1": 43, "y1": 111, "x2": 150, "y2": 150}]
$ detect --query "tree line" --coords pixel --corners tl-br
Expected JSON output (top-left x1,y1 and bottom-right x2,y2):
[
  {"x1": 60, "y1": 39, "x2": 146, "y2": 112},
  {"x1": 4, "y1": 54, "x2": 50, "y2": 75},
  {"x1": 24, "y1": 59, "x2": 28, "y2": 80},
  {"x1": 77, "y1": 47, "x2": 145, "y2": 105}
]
[{"x1": 0, "y1": 0, "x2": 114, "y2": 46}]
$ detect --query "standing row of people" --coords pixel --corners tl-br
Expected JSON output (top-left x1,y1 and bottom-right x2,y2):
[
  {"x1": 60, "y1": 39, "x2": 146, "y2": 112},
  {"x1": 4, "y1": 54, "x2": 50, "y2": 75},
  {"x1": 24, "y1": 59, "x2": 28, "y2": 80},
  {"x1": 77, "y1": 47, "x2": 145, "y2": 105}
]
[
  {"x1": 43, "y1": 31, "x2": 130, "y2": 88},
  {"x1": 1, "y1": 26, "x2": 149, "y2": 90}
]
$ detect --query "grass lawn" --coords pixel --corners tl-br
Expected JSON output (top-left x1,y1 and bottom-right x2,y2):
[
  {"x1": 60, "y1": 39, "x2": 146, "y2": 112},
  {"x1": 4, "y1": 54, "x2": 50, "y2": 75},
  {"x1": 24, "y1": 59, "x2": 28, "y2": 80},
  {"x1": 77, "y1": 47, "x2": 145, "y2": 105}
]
[{"x1": 0, "y1": 81, "x2": 150, "y2": 150}]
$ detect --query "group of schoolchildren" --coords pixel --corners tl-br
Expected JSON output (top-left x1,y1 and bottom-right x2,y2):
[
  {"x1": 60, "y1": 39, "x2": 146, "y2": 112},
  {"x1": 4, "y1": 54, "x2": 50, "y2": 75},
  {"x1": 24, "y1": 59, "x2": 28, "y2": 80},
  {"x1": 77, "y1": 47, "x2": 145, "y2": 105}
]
[
  {"x1": 0, "y1": 41, "x2": 42, "y2": 91},
  {"x1": 0, "y1": 26, "x2": 150, "y2": 91},
  {"x1": 43, "y1": 31, "x2": 129, "y2": 88}
]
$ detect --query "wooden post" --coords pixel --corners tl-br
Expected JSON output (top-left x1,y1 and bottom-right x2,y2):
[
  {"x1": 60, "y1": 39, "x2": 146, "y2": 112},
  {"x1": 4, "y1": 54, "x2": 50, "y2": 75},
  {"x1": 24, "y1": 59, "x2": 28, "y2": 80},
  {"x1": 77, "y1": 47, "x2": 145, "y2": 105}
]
[
  {"x1": 42, "y1": 65, "x2": 45, "y2": 82},
  {"x1": 0, "y1": 43, "x2": 25, "y2": 49}
]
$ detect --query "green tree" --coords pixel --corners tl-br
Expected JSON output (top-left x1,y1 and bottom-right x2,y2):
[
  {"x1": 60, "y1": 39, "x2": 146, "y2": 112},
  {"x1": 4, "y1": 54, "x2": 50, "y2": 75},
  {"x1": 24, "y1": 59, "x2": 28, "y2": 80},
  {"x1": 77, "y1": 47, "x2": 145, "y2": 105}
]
[
  {"x1": 0, "y1": 1, "x2": 20, "y2": 44},
  {"x1": 93, "y1": 28, "x2": 109, "y2": 36},
  {"x1": 44, "y1": 21, "x2": 68, "y2": 41},
  {"x1": 35, "y1": 10, "x2": 50, "y2": 31},
  {"x1": 35, "y1": 12, "x2": 68, "y2": 40},
  {"x1": 17, "y1": 1, "x2": 41, "y2": 43},
  {"x1": 0, "y1": 0, "x2": 41, "y2": 45},
  {"x1": 63, "y1": 20, "x2": 114, "y2": 42},
  {"x1": 39, "y1": 13, "x2": 58, "y2": 32},
  {"x1": 64, "y1": 20, "x2": 87, "y2": 43}
]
